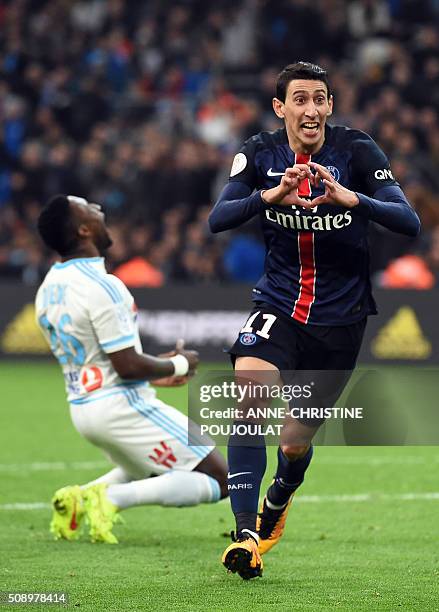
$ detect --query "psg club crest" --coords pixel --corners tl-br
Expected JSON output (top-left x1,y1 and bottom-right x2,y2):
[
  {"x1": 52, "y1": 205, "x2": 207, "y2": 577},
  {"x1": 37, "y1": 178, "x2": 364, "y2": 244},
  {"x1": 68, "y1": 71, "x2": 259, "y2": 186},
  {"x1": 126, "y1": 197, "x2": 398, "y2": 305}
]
[
  {"x1": 327, "y1": 166, "x2": 340, "y2": 181},
  {"x1": 240, "y1": 333, "x2": 257, "y2": 345}
]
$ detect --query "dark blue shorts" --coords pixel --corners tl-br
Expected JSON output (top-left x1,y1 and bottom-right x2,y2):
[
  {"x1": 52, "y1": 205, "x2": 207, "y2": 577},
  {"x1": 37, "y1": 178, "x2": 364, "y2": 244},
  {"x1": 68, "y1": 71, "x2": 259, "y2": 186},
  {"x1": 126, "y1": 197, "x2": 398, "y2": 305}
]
[
  {"x1": 230, "y1": 302, "x2": 366, "y2": 371},
  {"x1": 229, "y1": 303, "x2": 367, "y2": 424}
]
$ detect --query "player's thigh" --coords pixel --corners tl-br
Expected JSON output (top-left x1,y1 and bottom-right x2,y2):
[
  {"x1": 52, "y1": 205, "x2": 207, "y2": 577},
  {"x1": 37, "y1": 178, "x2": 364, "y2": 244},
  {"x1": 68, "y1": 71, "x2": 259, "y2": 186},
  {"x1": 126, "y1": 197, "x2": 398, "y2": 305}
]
[
  {"x1": 72, "y1": 390, "x2": 213, "y2": 479},
  {"x1": 297, "y1": 318, "x2": 367, "y2": 371},
  {"x1": 234, "y1": 356, "x2": 282, "y2": 418},
  {"x1": 288, "y1": 319, "x2": 367, "y2": 428},
  {"x1": 230, "y1": 304, "x2": 299, "y2": 371},
  {"x1": 126, "y1": 394, "x2": 214, "y2": 478},
  {"x1": 315, "y1": 319, "x2": 367, "y2": 405}
]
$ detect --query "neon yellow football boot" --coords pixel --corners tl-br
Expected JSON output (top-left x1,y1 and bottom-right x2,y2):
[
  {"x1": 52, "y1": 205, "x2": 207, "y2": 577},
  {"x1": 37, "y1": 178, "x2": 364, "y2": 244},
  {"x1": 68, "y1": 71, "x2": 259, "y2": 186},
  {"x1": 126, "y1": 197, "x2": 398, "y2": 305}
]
[
  {"x1": 222, "y1": 532, "x2": 263, "y2": 580},
  {"x1": 50, "y1": 485, "x2": 84, "y2": 541},
  {"x1": 257, "y1": 495, "x2": 293, "y2": 555},
  {"x1": 83, "y1": 484, "x2": 121, "y2": 544}
]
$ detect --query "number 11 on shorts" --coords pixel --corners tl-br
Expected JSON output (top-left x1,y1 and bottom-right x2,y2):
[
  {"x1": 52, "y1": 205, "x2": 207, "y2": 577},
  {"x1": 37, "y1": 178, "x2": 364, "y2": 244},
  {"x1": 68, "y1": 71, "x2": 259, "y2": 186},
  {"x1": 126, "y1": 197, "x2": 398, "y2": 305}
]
[{"x1": 240, "y1": 311, "x2": 277, "y2": 339}]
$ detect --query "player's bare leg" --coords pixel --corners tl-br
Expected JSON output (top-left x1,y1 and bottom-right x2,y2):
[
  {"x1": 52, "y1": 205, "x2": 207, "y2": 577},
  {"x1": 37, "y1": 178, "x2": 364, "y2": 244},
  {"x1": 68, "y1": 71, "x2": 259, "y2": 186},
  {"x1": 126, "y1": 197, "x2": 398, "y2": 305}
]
[
  {"x1": 81, "y1": 451, "x2": 227, "y2": 543},
  {"x1": 193, "y1": 448, "x2": 228, "y2": 499},
  {"x1": 52, "y1": 450, "x2": 228, "y2": 544},
  {"x1": 257, "y1": 418, "x2": 318, "y2": 554}
]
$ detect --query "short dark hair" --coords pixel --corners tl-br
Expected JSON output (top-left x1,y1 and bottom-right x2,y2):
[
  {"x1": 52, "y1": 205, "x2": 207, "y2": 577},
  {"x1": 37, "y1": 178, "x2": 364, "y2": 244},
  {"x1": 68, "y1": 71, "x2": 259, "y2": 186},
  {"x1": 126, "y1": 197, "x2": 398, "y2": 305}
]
[
  {"x1": 276, "y1": 61, "x2": 331, "y2": 102},
  {"x1": 37, "y1": 194, "x2": 78, "y2": 255}
]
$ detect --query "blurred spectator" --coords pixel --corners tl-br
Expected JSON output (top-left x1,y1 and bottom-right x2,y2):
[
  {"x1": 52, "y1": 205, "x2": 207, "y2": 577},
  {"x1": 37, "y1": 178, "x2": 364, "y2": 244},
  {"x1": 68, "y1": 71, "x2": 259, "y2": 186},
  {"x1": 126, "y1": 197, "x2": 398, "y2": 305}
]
[
  {"x1": 380, "y1": 255, "x2": 435, "y2": 289},
  {"x1": 113, "y1": 257, "x2": 164, "y2": 288},
  {"x1": 0, "y1": 0, "x2": 438, "y2": 286},
  {"x1": 223, "y1": 235, "x2": 265, "y2": 282}
]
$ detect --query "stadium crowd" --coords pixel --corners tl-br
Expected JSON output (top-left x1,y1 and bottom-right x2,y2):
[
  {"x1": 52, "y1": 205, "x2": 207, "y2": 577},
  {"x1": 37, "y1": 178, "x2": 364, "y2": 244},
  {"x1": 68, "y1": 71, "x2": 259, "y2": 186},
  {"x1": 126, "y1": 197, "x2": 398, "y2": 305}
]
[{"x1": 0, "y1": 0, "x2": 438, "y2": 287}]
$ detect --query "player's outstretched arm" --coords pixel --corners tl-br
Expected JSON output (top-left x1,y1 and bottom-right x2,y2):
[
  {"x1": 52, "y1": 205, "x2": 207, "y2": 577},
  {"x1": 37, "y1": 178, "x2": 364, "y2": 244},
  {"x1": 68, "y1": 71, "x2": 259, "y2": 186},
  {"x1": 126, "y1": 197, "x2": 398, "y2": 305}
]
[
  {"x1": 352, "y1": 186, "x2": 420, "y2": 237},
  {"x1": 109, "y1": 346, "x2": 198, "y2": 381},
  {"x1": 309, "y1": 160, "x2": 420, "y2": 237},
  {"x1": 208, "y1": 182, "x2": 265, "y2": 233}
]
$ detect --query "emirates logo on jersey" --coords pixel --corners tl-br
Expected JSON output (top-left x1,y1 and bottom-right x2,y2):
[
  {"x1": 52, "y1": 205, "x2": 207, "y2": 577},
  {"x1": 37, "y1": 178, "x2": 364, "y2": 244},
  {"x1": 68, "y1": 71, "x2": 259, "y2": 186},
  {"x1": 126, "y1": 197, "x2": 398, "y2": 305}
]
[
  {"x1": 81, "y1": 366, "x2": 103, "y2": 392},
  {"x1": 265, "y1": 208, "x2": 352, "y2": 231}
]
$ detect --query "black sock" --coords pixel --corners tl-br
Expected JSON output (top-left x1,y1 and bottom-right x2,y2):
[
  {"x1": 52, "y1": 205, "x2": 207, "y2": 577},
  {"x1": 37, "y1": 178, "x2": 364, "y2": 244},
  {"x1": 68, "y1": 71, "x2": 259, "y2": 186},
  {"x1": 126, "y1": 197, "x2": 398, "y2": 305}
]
[
  {"x1": 267, "y1": 445, "x2": 314, "y2": 507},
  {"x1": 228, "y1": 427, "x2": 266, "y2": 535}
]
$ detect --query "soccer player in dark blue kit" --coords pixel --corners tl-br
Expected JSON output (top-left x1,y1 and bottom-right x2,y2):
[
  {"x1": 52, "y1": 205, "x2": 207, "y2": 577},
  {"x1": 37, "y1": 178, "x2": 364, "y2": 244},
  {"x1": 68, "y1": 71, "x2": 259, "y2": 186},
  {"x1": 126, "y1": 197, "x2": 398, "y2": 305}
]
[{"x1": 208, "y1": 62, "x2": 420, "y2": 580}]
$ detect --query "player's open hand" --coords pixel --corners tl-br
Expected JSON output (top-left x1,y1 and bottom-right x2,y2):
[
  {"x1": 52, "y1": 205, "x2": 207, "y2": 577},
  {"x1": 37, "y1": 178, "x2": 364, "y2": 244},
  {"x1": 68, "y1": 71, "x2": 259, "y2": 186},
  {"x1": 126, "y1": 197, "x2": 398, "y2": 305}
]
[
  {"x1": 262, "y1": 164, "x2": 316, "y2": 207},
  {"x1": 157, "y1": 339, "x2": 187, "y2": 359},
  {"x1": 304, "y1": 162, "x2": 359, "y2": 209},
  {"x1": 151, "y1": 374, "x2": 189, "y2": 387}
]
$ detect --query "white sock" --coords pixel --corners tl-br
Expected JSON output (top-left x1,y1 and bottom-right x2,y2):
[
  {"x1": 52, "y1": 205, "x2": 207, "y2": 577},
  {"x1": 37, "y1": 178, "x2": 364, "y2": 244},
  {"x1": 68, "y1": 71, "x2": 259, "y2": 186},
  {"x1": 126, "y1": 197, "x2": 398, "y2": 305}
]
[
  {"x1": 82, "y1": 467, "x2": 132, "y2": 488},
  {"x1": 241, "y1": 529, "x2": 259, "y2": 543},
  {"x1": 266, "y1": 497, "x2": 289, "y2": 510},
  {"x1": 106, "y1": 471, "x2": 221, "y2": 509}
]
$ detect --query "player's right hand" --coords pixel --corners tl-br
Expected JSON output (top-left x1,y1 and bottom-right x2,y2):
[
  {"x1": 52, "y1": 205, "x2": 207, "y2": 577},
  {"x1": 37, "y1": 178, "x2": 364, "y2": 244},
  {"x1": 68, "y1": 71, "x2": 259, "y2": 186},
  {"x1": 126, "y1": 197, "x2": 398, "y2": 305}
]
[{"x1": 175, "y1": 340, "x2": 199, "y2": 376}]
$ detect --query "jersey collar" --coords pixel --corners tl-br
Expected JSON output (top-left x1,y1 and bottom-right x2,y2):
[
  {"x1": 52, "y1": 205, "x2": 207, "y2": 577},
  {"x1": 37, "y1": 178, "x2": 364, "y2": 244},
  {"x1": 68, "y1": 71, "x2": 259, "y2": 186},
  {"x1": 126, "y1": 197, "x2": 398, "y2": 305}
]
[{"x1": 53, "y1": 257, "x2": 105, "y2": 269}]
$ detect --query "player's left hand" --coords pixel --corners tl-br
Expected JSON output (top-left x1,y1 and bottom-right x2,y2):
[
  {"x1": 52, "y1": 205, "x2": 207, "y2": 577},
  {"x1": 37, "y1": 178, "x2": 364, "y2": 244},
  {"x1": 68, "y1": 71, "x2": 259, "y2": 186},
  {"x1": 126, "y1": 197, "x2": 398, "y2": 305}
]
[{"x1": 304, "y1": 162, "x2": 359, "y2": 209}]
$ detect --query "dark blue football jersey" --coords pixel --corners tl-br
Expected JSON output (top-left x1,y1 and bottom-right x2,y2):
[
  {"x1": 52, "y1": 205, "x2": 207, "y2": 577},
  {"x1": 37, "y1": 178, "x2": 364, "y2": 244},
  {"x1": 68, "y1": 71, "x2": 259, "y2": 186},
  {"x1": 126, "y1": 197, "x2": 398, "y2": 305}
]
[{"x1": 215, "y1": 124, "x2": 419, "y2": 325}]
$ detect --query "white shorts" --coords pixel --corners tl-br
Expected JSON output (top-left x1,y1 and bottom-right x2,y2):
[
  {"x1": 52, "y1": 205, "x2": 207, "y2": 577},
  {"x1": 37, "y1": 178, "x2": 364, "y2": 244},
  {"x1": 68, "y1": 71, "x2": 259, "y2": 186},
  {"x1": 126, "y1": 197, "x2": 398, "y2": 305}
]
[{"x1": 69, "y1": 383, "x2": 213, "y2": 480}]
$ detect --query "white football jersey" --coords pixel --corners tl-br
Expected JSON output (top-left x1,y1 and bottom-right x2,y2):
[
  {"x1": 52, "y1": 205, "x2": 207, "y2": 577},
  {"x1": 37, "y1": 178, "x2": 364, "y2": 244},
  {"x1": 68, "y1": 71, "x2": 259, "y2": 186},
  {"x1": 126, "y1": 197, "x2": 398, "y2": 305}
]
[{"x1": 35, "y1": 256, "x2": 155, "y2": 403}]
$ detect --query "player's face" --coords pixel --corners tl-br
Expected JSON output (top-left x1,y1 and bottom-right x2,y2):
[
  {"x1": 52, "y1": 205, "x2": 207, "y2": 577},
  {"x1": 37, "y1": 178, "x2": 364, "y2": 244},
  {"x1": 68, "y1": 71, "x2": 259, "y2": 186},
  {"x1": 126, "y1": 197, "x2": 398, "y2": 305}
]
[
  {"x1": 87, "y1": 202, "x2": 113, "y2": 254},
  {"x1": 273, "y1": 79, "x2": 333, "y2": 154},
  {"x1": 71, "y1": 198, "x2": 113, "y2": 254}
]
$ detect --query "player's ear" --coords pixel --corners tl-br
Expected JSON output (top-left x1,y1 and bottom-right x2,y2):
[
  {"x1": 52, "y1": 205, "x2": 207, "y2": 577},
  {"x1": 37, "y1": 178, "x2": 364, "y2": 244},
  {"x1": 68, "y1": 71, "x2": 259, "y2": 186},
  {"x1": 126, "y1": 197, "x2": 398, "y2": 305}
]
[
  {"x1": 327, "y1": 95, "x2": 334, "y2": 116},
  {"x1": 272, "y1": 97, "x2": 285, "y2": 119},
  {"x1": 77, "y1": 223, "x2": 91, "y2": 238}
]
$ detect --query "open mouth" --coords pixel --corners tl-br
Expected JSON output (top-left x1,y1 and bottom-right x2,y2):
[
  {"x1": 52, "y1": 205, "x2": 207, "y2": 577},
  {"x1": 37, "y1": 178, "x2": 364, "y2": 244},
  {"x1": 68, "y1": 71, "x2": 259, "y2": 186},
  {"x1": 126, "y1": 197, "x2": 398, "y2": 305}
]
[{"x1": 300, "y1": 122, "x2": 320, "y2": 135}]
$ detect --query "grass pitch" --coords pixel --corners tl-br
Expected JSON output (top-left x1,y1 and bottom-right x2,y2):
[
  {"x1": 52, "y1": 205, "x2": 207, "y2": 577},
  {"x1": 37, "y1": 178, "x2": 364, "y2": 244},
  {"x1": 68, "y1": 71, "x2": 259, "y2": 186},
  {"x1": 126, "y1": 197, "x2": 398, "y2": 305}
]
[{"x1": 0, "y1": 361, "x2": 438, "y2": 611}]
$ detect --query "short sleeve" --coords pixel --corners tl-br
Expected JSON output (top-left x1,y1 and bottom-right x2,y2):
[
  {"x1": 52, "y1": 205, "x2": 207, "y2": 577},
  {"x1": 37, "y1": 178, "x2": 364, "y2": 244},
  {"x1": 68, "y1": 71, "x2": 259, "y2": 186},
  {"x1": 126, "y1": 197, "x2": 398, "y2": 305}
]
[
  {"x1": 228, "y1": 137, "x2": 259, "y2": 188},
  {"x1": 89, "y1": 278, "x2": 136, "y2": 354},
  {"x1": 350, "y1": 135, "x2": 399, "y2": 196}
]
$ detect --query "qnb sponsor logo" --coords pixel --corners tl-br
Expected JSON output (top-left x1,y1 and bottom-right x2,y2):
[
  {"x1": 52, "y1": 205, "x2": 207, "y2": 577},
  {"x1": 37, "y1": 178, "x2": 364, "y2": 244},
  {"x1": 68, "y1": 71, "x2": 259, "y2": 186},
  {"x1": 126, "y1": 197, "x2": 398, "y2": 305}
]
[
  {"x1": 265, "y1": 208, "x2": 352, "y2": 231},
  {"x1": 228, "y1": 482, "x2": 253, "y2": 490},
  {"x1": 374, "y1": 168, "x2": 394, "y2": 180}
]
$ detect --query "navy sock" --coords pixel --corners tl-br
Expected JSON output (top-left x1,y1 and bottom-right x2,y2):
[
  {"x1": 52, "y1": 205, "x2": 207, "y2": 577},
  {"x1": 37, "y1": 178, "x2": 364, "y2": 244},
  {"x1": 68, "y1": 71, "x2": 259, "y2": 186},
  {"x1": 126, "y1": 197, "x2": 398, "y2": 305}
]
[
  {"x1": 267, "y1": 445, "x2": 314, "y2": 507},
  {"x1": 227, "y1": 427, "x2": 266, "y2": 534}
]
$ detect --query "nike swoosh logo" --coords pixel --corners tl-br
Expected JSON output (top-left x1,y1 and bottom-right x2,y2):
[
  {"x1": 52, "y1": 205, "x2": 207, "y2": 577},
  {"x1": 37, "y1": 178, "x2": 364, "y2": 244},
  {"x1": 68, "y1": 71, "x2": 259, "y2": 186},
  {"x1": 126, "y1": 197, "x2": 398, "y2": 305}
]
[
  {"x1": 227, "y1": 471, "x2": 252, "y2": 479},
  {"x1": 267, "y1": 168, "x2": 285, "y2": 177},
  {"x1": 69, "y1": 500, "x2": 78, "y2": 530}
]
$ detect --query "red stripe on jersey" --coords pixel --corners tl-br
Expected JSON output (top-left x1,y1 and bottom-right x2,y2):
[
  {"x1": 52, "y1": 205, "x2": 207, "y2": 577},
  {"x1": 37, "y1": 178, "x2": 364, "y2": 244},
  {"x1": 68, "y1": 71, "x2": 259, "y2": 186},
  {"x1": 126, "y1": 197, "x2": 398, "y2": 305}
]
[
  {"x1": 292, "y1": 233, "x2": 316, "y2": 323},
  {"x1": 296, "y1": 153, "x2": 312, "y2": 197},
  {"x1": 292, "y1": 153, "x2": 316, "y2": 324}
]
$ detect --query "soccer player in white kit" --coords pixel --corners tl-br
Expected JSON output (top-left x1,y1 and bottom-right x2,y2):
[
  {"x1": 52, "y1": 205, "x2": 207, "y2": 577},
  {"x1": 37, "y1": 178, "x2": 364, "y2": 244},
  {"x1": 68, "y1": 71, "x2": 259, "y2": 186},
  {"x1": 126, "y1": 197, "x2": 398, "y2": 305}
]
[{"x1": 35, "y1": 194, "x2": 227, "y2": 544}]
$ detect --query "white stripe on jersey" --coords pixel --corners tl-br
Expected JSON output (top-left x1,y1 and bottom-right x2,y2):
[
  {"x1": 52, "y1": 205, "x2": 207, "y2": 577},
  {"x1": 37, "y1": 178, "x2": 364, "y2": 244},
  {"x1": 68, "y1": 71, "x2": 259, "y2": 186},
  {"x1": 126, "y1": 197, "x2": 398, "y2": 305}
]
[{"x1": 35, "y1": 257, "x2": 154, "y2": 403}]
